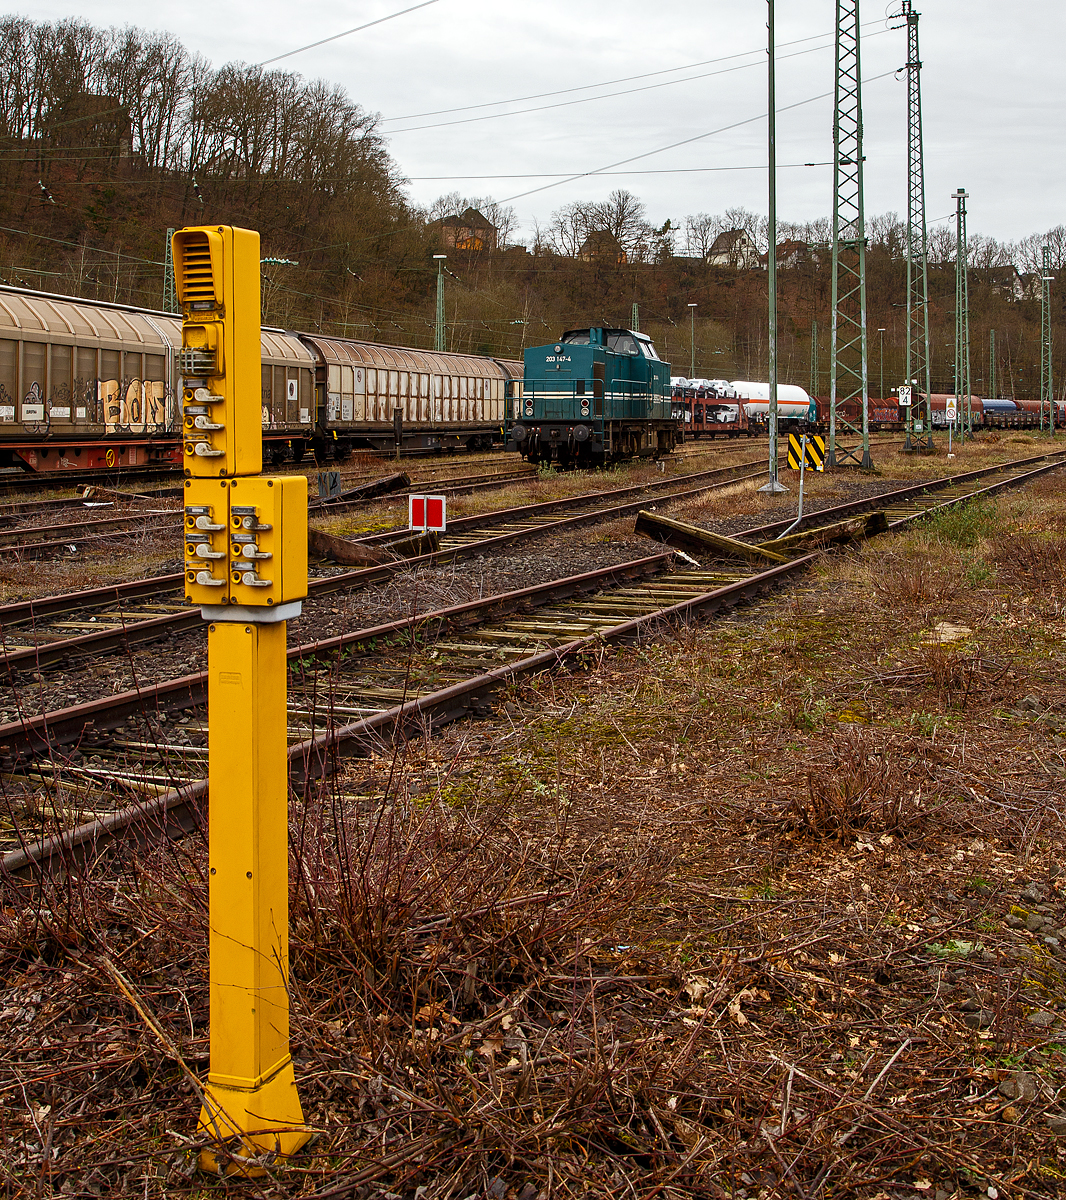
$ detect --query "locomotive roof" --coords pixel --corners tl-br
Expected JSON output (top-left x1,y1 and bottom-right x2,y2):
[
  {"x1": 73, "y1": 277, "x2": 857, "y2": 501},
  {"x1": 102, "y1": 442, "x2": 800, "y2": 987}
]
[{"x1": 561, "y1": 327, "x2": 653, "y2": 341}]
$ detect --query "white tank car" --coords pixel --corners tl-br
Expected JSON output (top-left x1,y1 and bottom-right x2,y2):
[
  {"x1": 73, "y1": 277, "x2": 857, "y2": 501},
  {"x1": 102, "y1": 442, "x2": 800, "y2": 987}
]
[{"x1": 731, "y1": 381, "x2": 813, "y2": 419}]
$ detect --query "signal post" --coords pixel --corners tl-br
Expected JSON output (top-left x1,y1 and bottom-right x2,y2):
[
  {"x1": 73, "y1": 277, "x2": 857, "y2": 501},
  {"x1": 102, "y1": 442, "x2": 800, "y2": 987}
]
[{"x1": 174, "y1": 225, "x2": 311, "y2": 1173}]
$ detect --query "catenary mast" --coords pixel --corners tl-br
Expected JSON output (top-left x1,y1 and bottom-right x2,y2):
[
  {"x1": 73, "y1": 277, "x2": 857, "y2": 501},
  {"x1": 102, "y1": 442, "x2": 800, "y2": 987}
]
[
  {"x1": 828, "y1": 0, "x2": 872, "y2": 468},
  {"x1": 1042, "y1": 247, "x2": 1054, "y2": 433},
  {"x1": 901, "y1": 0, "x2": 933, "y2": 451}
]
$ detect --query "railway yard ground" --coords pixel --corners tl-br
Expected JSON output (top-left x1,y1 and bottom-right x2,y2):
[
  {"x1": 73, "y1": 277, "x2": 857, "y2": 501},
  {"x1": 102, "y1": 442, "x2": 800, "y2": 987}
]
[{"x1": 2, "y1": 432, "x2": 1066, "y2": 1198}]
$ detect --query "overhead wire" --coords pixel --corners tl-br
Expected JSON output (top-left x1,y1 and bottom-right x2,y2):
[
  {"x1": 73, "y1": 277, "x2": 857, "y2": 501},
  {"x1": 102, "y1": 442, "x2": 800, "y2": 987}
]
[
  {"x1": 381, "y1": 21, "x2": 889, "y2": 123},
  {"x1": 385, "y1": 30, "x2": 892, "y2": 135},
  {"x1": 497, "y1": 69, "x2": 899, "y2": 205},
  {"x1": 405, "y1": 163, "x2": 833, "y2": 181},
  {"x1": 258, "y1": 0, "x2": 443, "y2": 66}
]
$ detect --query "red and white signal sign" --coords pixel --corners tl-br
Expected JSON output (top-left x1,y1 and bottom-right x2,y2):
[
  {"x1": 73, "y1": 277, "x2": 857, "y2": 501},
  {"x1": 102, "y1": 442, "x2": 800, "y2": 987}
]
[{"x1": 409, "y1": 494, "x2": 447, "y2": 532}]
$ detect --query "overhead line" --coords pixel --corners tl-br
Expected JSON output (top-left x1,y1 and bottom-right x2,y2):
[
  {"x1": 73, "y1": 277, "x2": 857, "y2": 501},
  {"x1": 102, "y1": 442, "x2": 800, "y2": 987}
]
[
  {"x1": 498, "y1": 69, "x2": 898, "y2": 205},
  {"x1": 258, "y1": 0, "x2": 443, "y2": 66},
  {"x1": 385, "y1": 35, "x2": 893, "y2": 135},
  {"x1": 382, "y1": 19, "x2": 889, "y2": 122},
  {"x1": 15, "y1": 161, "x2": 834, "y2": 187},
  {"x1": 407, "y1": 163, "x2": 833, "y2": 181}
]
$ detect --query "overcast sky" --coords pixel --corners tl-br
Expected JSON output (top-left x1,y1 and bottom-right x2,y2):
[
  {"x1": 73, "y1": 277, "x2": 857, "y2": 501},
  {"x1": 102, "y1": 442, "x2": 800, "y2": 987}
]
[{"x1": 27, "y1": 0, "x2": 1066, "y2": 245}]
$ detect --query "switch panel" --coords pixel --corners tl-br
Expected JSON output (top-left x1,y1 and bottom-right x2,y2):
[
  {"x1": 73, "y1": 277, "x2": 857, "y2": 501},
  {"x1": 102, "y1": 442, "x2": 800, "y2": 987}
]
[
  {"x1": 225, "y1": 476, "x2": 307, "y2": 607},
  {"x1": 184, "y1": 479, "x2": 231, "y2": 604}
]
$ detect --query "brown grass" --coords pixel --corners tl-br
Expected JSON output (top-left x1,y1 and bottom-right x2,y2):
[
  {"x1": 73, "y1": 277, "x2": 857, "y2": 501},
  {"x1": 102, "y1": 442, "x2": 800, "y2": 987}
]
[{"x1": 3, "y1": 448, "x2": 1066, "y2": 1196}]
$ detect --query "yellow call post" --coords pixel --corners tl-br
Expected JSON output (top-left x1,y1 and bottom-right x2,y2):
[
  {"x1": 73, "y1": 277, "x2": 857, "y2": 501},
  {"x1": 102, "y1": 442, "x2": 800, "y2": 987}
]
[{"x1": 173, "y1": 226, "x2": 310, "y2": 1173}]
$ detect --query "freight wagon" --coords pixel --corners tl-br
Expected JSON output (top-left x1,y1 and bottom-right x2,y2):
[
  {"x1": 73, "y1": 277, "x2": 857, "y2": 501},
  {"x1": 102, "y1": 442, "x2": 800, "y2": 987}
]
[{"x1": 0, "y1": 285, "x2": 521, "y2": 472}]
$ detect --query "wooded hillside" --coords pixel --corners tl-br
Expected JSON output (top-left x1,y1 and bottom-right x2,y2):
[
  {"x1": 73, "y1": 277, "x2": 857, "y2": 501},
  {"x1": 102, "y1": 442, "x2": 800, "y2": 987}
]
[{"x1": 1, "y1": 15, "x2": 1062, "y2": 398}]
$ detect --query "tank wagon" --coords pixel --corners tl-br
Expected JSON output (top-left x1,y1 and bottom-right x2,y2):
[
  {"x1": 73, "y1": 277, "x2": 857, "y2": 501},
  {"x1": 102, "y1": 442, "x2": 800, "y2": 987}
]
[
  {"x1": 0, "y1": 284, "x2": 522, "y2": 473},
  {"x1": 669, "y1": 378, "x2": 815, "y2": 438},
  {"x1": 507, "y1": 327, "x2": 678, "y2": 466}
]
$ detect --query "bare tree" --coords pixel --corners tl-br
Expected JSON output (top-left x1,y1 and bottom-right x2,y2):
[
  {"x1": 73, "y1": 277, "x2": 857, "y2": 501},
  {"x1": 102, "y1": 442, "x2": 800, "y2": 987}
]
[
  {"x1": 723, "y1": 206, "x2": 767, "y2": 252},
  {"x1": 867, "y1": 211, "x2": 906, "y2": 258},
  {"x1": 1016, "y1": 226, "x2": 1066, "y2": 273},
  {"x1": 967, "y1": 233, "x2": 1013, "y2": 270},
  {"x1": 426, "y1": 193, "x2": 518, "y2": 248},
  {"x1": 927, "y1": 222, "x2": 956, "y2": 266},
  {"x1": 683, "y1": 212, "x2": 723, "y2": 258},
  {"x1": 545, "y1": 201, "x2": 597, "y2": 257},
  {"x1": 592, "y1": 189, "x2": 650, "y2": 258}
]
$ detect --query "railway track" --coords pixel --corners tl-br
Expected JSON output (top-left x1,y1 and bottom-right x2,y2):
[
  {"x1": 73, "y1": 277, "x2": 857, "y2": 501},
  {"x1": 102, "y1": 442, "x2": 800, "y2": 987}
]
[
  {"x1": 0, "y1": 550, "x2": 803, "y2": 870},
  {"x1": 0, "y1": 446, "x2": 517, "y2": 500},
  {"x1": 0, "y1": 465, "x2": 542, "y2": 558},
  {"x1": 0, "y1": 457, "x2": 765, "y2": 670},
  {"x1": 0, "y1": 465, "x2": 537, "y2": 523},
  {"x1": 2, "y1": 446, "x2": 1063, "y2": 879}
]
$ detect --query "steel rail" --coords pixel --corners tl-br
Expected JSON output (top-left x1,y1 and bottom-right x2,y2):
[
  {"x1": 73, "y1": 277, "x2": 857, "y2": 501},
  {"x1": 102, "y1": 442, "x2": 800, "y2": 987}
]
[
  {"x1": 0, "y1": 466, "x2": 534, "y2": 522},
  {"x1": 738, "y1": 448, "x2": 1066, "y2": 541},
  {"x1": 884, "y1": 459, "x2": 1066, "y2": 527},
  {"x1": 0, "y1": 554, "x2": 676, "y2": 761},
  {"x1": 4, "y1": 448, "x2": 1059, "y2": 669},
  {"x1": 0, "y1": 468, "x2": 538, "y2": 555},
  {"x1": 0, "y1": 509, "x2": 178, "y2": 552},
  {"x1": 358, "y1": 459, "x2": 765, "y2": 545},
  {"x1": 0, "y1": 574, "x2": 185, "y2": 624},
  {"x1": 1, "y1": 463, "x2": 763, "y2": 670},
  {"x1": 0, "y1": 552, "x2": 811, "y2": 881},
  {"x1": 4, "y1": 447, "x2": 1063, "y2": 880}
]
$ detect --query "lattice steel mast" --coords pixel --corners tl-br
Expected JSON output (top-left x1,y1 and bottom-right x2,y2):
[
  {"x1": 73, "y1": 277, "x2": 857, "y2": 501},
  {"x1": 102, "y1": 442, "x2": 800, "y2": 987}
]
[
  {"x1": 810, "y1": 319, "x2": 819, "y2": 397},
  {"x1": 901, "y1": 1, "x2": 933, "y2": 451},
  {"x1": 163, "y1": 227, "x2": 178, "y2": 313},
  {"x1": 1042, "y1": 246, "x2": 1054, "y2": 434},
  {"x1": 828, "y1": 0, "x2": 872, "y2": 468}
]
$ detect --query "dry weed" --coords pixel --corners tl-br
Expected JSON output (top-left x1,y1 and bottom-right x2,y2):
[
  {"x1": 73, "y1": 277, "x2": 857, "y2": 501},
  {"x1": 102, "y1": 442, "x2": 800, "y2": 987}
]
[
  {"x1": 865, "y1": 549, "x2": 962, "y2": 609},
  {"x1": 783, "y1": 727, "x2": 932, "y2": 841}
]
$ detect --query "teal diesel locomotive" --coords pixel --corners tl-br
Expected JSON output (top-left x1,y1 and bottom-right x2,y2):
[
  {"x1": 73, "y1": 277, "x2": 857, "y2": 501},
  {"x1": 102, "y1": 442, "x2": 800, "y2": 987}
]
[{"x1": 505, "y1": 327, "x2": 679, "y2": 466}]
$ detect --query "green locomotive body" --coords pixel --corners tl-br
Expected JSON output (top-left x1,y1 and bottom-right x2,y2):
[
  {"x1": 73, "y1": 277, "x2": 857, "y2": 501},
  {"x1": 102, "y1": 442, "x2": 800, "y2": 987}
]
[{"x1": 506, "y1": 327, "x2": 678, "y2": 466}]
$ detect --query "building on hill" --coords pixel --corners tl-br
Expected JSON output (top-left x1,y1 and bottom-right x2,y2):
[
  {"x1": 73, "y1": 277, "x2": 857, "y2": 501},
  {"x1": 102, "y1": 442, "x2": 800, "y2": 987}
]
[
  {"x1": 432, "y1": 207, "x2": 498, "y2": 252},
  {"x1": 45, "y1": 95, "x2": 132, "y2": 157},
  {"x1": 974, "y1": 265, "x2": 1029, "y2": 301},
  {"x1": 760, "y1": 239, "x2": 810, "y2": 269},
  {"x1": 577, "y1": 230, "x2": 627, "y2": 263},
  {"x1": 706, "y1": 228, "x2": 760, "y2": 269}
]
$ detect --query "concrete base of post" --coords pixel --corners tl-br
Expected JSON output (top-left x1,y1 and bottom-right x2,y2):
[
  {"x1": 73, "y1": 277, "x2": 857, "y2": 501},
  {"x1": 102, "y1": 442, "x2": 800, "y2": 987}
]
[
  {"x1": 758, "y1": 478, "x2": 789, "y2": 494},
  {"x1": 197, "y1": 1059, "x2": 313, "y2": 1176}
]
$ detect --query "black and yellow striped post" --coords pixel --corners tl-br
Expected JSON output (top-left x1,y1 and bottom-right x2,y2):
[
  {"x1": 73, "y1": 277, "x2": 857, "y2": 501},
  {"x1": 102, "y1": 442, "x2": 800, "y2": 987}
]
[{"x1": 787, "y1": 433, "x2": 825, "y2": 471}]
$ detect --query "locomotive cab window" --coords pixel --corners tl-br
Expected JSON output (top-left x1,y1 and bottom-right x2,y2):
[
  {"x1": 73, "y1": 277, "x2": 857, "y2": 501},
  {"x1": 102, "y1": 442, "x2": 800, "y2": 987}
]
[
  {"x1": 561, "y1": 332, "x2": 590, "y2": 345},
  {"x1": 607, "y1": 333, "x2": 639, "y2": 355}
]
